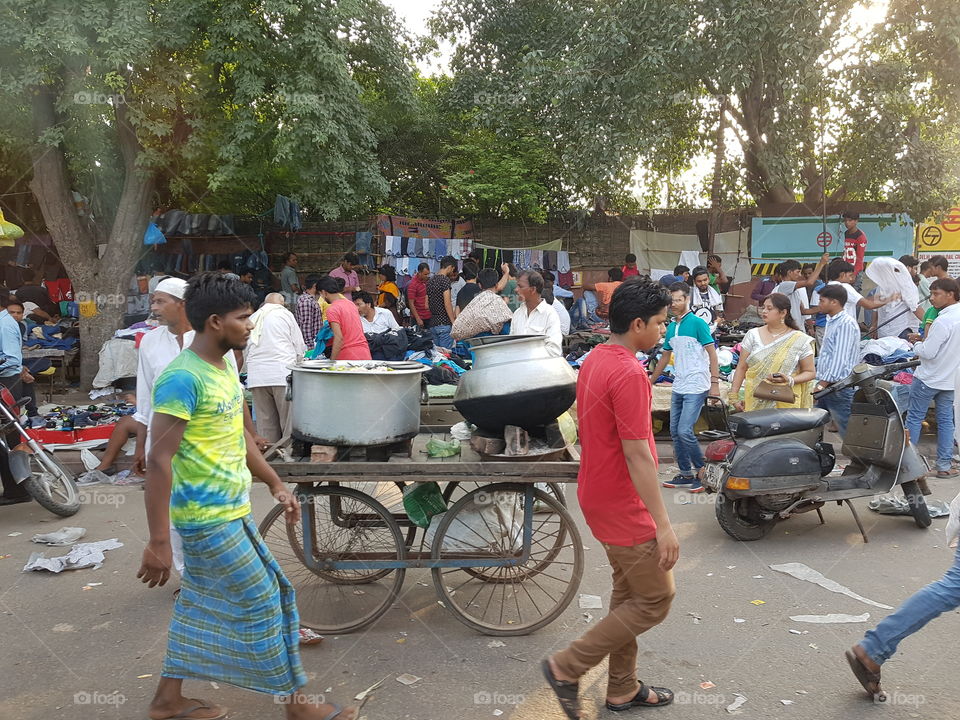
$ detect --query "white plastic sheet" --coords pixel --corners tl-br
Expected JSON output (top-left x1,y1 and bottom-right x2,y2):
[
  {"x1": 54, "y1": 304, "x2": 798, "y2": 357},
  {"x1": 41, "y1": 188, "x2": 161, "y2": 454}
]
[
  {"x1": 770, "y1": 562, "x2": 893, "y2": 609},
  {"x1": 23, "y1": 539, "x2": 123, "y2": 572}
]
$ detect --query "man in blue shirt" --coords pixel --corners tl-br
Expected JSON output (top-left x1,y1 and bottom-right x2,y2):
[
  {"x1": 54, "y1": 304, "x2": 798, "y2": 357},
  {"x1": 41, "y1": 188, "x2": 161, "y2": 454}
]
[
  {"x1": 649, "y1": 282, "x2": 720, "y2": 493},
  {"x1": 0, "y1": 295, "x2": 33, "y2": 505},
  {"x1": 813, "y1": 284, "x2": 860, "y2": 437}
]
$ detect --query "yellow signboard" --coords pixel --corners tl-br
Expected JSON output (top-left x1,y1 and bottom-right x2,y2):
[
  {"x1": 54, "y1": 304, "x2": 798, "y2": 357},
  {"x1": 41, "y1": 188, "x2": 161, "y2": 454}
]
[{"x1": 917, "y1": 207, "x2": 960, "y2": 252}]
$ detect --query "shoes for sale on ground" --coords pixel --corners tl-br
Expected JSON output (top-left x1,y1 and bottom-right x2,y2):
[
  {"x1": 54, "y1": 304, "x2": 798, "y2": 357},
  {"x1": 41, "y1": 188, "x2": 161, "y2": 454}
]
[{"x1": 76, "y1": 469, "x2": 111, "y2": 486}]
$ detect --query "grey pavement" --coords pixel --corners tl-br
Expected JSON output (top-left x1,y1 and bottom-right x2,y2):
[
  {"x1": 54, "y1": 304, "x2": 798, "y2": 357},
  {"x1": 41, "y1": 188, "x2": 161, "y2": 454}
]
[{"x1": 2, "y1": 461, "x2": 959, "y2": 720}]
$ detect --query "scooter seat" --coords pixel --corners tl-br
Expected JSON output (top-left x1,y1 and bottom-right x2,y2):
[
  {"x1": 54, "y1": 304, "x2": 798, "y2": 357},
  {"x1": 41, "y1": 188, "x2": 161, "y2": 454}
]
[{"x1": 729, "y1": 408, "x2": 830, "y2": 439}]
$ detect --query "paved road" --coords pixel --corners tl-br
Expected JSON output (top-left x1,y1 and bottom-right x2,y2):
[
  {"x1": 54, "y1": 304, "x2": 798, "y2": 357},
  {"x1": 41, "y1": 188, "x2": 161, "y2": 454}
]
[{"x1": 1, "y1": 469, "x2": 958, "y2": 720}]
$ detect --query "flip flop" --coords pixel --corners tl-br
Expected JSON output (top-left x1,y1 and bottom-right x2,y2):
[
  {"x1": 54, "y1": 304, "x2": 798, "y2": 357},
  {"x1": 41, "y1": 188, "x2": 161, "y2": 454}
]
[
  {"x1": 156, "y1": 699, "x2": 227, "y2": 720},
  {"x1": 322, "y1": 702, "x2": 343, "y2": 720},
  {"x1": 606, "y1": 682, "x2": 675, "y2": 711},
  {"x1": 541, "y1": 658, "x2": 581, "y2": 720},
  {"x1": 845, "y1": 649, "x2": 885, "y2": 701}
]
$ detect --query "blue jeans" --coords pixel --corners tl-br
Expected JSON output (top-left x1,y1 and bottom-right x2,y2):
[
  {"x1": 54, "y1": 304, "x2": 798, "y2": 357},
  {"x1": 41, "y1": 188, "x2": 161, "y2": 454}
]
[
  {"x1": 430, "y1": 324, "x2": 454, "y2": 350},
  {"x1": 816, "y1": 386, "x2": 855, "y2": 437},
  {"x1": 861, "y1": 545, "x2": 960, "y2": 665},
  {"x1": 570, "y1": 293, "x2": 601, "y2": 329},
  {"x1": 905, "y1": 377, "x2": 955, "y2": 471},
  {"x1": 670, "y1": 391, "x2": 707, "y2": 475}
]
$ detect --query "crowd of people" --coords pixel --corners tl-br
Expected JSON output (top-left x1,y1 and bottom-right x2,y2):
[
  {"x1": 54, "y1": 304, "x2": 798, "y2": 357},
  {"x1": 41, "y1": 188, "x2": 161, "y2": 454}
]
[{"x1": 655, "y1": 243, "x2": 960, "y2": 499}]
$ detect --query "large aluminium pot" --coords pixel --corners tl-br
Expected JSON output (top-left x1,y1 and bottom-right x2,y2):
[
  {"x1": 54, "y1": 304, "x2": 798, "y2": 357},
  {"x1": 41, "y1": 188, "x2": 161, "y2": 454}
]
[
  {"x1": 287, "y1": 360, "x2": 428, "y2": 446},
  {"x1": 453, "y1": 334, "x2": 577, "y2": 432}
]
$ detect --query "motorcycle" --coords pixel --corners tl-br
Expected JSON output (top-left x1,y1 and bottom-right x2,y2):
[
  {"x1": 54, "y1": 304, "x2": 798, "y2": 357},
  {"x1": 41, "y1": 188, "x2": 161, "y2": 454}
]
[
  {"x1": 701, "y1": 360, "x2": 930, "y2": 542},
  {"x1": 0, "y1": 386, "x2": 80, "y2": 517}
]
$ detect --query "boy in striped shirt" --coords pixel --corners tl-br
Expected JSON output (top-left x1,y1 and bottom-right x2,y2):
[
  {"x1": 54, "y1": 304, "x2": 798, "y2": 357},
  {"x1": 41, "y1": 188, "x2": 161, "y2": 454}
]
[{"x1": 813, "y1": 283, "x2": 860, "y2": 437}]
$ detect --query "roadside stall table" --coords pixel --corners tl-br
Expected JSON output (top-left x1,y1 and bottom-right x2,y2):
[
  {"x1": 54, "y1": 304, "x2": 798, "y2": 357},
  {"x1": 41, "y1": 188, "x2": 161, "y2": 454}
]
[{"x1": 264, "y1": 427, "x2": 583, "y2": 636}]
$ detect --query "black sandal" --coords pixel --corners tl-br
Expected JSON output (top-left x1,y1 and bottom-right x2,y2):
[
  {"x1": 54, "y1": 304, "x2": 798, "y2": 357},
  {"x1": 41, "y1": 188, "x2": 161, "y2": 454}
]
[
  {"x1": 606, "y1": 682, "x2": 675, "y2": 711},
  {"x1": 845, "y1": 648, "x2": 886, "y2": 700},
  {"x1": 541, "y1": 658, "x2": 581, "y2": 719}
]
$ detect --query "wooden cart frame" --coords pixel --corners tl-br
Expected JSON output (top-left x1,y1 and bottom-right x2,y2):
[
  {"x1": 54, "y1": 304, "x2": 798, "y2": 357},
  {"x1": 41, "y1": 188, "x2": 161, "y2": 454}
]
[{"x1": 262, "y1": 428, "x2": 583, "y2": 636}]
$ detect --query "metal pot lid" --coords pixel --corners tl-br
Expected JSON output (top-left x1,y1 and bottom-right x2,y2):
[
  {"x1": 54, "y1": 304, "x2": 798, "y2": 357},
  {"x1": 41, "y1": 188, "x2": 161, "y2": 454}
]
[
  {"x1": 289, "y1": 359, "x2": 429, "y2": 375},
  {"x1": 466, "y1": 334, "x2": 547, "y2": 348}
]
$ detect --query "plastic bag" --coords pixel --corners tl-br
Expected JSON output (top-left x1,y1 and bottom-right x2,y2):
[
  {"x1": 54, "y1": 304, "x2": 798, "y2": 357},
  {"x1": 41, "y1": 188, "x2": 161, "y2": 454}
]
[
  {"x1": 402, "y1": 482, "x2": 448, "y2": 529},
  {"x1": 143, "y1": 222, "x2": 166, "y2": 245},
  {"x1": 426, "y1": 437, "x2": 461, "y2": 458},
  {"x1": 425, "y1": 491, "x2": 523, "y2": 553}
]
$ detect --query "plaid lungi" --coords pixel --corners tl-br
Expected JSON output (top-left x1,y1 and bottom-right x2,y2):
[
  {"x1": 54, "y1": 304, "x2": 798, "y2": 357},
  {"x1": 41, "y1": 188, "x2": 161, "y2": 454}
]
[{"x1": 161, "y1": 515, "x2": 308, "y2": 695}]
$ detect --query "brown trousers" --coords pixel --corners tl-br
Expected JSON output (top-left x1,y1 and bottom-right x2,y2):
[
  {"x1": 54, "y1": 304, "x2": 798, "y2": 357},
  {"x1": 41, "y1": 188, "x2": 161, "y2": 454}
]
[
  {"x1": 251, "y1": 385, "x2": 292, "y2": 444},
  {"x1": 553, "y1": 539, "x2": 675, "y2": 697}
]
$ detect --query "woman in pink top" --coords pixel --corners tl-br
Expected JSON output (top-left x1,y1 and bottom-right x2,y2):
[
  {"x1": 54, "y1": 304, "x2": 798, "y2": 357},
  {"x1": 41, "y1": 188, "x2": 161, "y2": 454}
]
[{"x1": 318, "y1": 276, "x2": 372, "y2": 361}]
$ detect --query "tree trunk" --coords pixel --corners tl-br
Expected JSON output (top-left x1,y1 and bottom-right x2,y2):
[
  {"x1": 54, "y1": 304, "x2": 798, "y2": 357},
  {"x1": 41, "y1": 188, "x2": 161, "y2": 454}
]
[
  {"x1": 28, "y1": 84, "x2": 154, "y2": 389},
  {"x1": 708, "y1": 96, "x2": 727, "y2": 254}
]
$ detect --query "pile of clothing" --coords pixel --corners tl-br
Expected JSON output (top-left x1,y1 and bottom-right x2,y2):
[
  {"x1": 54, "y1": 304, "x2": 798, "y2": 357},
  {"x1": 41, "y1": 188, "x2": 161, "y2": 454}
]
[
  {"x1": 23, "y1": 319, "x2": 78, "y2": 350},
  {"x1": 406, "y1": 347, "x2": 468, "y2": 385}
]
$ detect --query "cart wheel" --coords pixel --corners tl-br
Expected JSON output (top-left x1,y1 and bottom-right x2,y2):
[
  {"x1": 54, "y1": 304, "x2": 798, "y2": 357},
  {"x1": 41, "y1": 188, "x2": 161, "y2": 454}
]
[
  {"x1": 259, "y1": 486, "x2": 406, "y2": 633},
  {"x1": 442, "y1": 481, "x2": 566, "y2": 508},
  {"x1": 430, "y1": 483, "x2": 583, "y2": 636}
]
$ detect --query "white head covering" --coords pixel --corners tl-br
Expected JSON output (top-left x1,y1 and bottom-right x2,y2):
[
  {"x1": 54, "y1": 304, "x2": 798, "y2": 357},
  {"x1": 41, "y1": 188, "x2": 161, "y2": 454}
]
[
  {"x1": 865, "y1": 257, "x2": 919, "y2": 309},
  {"x1": 153, "y1": 277, "x2": 188, "y2": 300}
]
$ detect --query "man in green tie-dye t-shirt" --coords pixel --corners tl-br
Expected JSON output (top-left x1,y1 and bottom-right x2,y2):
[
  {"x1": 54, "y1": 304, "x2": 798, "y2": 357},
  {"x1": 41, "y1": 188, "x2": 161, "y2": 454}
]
[{"x1": 152, "y1": 348, "x2": 251, "y2": 529}]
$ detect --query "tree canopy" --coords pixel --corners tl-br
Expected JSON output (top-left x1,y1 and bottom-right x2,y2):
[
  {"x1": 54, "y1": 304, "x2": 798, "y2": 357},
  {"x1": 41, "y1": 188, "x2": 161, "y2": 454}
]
[{"x1": 432, "y1": 0, "x2": 960, "y2": 221}]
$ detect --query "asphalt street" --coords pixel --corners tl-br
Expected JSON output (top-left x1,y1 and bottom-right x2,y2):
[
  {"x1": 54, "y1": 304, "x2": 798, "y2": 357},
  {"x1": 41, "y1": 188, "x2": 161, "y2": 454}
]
[{"x1": 2, "y1": 462, "x2": 959, "y2": 720}]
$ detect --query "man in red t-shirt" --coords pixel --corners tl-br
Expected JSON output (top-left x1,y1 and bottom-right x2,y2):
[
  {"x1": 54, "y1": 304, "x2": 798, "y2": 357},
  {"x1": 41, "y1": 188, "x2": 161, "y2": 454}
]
[
  {"x1": 543, "y1": 278, "x2": 678, "y2": 718},
  {"x1": 406, "y1": 262, "x2": 432, "y2": 328},
  {"x1": 622, "y1": 253, "x2": 640, "y2": 279},
  {"x1": 842, "y1": 210, "x2": 868, "y2": 276}
]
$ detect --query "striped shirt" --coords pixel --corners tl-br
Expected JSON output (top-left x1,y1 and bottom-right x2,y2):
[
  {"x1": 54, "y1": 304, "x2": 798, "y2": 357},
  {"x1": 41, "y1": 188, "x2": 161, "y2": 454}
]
[{"x1": 817, "y1": 310, "x2": 860, "y2": 383}]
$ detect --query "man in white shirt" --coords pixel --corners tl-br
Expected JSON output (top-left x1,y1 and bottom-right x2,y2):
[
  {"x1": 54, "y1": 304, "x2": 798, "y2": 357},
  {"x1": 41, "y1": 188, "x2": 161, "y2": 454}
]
[
  {"x1": 245, "y1": 293, "x2": 306, "y2": 445},
  {"x1": 543, "y1": 270, "x2": 572, "y2": 335},
  {"x1": 689, "y1": 266, "x2": 725, "y2": 332},
  {"x1": 906, "y1": 277, "x2": 960, "y2": 478},
  {"x1": 825, "y1": 260, "x2": 897, "y2": 324},
  {"x1": 510, "y1": 270, "x2": 563, "y2": 357},
  {"x1": 773, "y1": 254, "x2": 829, "y2": 331},
  {"x1": 354, "y1": 291, "x2": 401, "y2": 334}
]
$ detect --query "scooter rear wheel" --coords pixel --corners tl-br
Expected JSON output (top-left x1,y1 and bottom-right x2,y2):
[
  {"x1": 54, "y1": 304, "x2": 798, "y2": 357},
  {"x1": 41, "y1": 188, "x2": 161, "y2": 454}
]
[
  {"x1": 716, "y1": 493, "x2": 776, "y2": 541},
  {"x1": 901, "y1": 481, "x2": 931, "y2": 529}
]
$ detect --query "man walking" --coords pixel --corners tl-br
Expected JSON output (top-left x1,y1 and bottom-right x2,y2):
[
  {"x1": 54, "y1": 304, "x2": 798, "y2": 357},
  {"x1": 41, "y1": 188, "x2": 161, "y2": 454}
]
[
  {"x1": 542, "y1": 278, "x2": 676, "y2": 719},
  {"x1": 245, "y1": 293, "x2": 306, "y2": 447},
  {"x1": 905, "y1": 277, "x2": 960, "y2": 478},
  {"x1": 510, "y1": 270, "x2": 563, "y2": 357},
  {"x1": 138, "y1": 273, "x2": 356, "y2": 720},
  {"x1": 132, "y1": 277, "x2": 267, "y2": 574},
  {"x1": 813, "y1": 284, "x2": 860, "y2": 437},
  {"x1": 650, "y1": 282, "x2": 720, "y2": 493}
]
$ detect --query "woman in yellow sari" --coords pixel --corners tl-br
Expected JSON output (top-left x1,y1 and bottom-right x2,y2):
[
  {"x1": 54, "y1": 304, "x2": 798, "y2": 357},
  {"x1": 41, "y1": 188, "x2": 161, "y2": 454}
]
[
  {"x1": 728, "y1": 293, "x2": 816, "y2": 411},
  {"x1": 377, "y1": 265, "x2": 401, "y2": 322}
]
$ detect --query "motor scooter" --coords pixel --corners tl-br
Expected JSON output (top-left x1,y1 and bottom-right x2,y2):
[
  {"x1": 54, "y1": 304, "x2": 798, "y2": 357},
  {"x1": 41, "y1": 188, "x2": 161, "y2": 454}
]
[
  {"x1": 0, "y1": 386, "x2": 80, "y2": 517},
  {"x1": 701, "y1": 360, "x2": 930, "y2": 542}
]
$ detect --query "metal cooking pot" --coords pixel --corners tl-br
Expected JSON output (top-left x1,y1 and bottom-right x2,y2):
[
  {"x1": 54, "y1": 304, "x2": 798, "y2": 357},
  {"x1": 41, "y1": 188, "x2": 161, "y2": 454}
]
[
  {"x1": 453, "y1": 334, "x2": 577, "y2": 432},
  {"x1": 287, "y1": 360, "x2": 428, "y2": 446}
]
